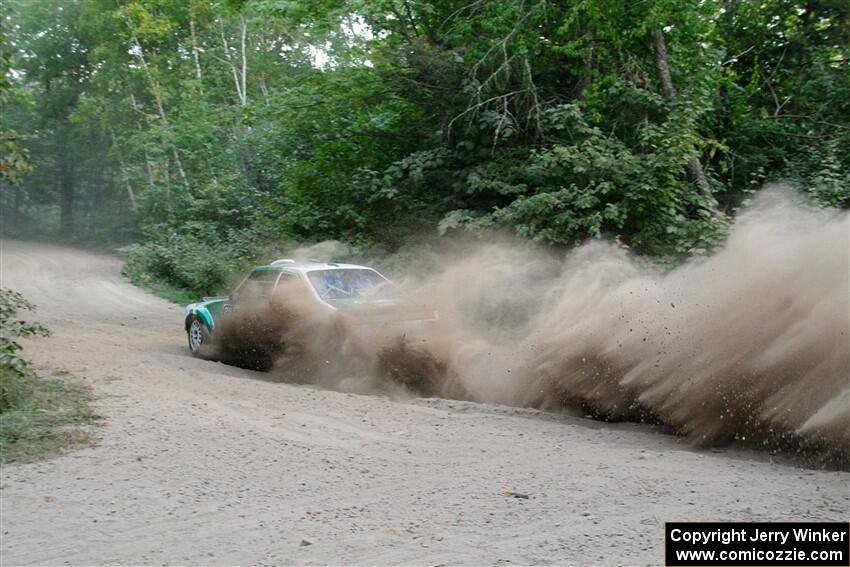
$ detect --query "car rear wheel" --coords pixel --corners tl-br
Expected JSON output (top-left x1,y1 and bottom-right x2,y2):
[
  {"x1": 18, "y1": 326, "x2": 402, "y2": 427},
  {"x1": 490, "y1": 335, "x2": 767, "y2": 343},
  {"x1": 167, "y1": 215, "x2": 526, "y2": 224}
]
[{"x1": 187, "y1": 317, "x2": 210, "y2": 356}]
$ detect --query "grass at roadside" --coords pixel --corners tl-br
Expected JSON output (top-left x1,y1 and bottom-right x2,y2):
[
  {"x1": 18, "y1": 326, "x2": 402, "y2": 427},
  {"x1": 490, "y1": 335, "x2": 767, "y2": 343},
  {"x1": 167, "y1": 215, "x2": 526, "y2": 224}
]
[
  {"x1": 126, "y1": 274, "x2": 200, "y2": 305},
  {"x1": 0, "y1": 367, "x2": 100, "y2": 463}
]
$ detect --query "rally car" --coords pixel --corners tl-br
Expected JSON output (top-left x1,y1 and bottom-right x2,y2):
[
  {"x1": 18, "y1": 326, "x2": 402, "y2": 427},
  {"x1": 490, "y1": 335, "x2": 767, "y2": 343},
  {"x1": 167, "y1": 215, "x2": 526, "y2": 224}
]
[{"x1": 184, "y1": 259, "x2": 438, "y2": 361}]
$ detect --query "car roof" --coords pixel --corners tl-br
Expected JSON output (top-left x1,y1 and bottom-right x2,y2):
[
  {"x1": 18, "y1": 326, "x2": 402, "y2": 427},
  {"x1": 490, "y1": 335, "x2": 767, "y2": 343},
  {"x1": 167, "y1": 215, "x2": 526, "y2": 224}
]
[{"x1": 253, "y1": 260, "x2": 378, "y2": 273}]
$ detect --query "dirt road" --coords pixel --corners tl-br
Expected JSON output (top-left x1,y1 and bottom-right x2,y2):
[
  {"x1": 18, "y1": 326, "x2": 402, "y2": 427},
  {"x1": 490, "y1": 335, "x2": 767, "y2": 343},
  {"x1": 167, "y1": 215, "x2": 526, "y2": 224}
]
[{"x1": 1, "y1": 240, "x2": 847, "y2": 566}]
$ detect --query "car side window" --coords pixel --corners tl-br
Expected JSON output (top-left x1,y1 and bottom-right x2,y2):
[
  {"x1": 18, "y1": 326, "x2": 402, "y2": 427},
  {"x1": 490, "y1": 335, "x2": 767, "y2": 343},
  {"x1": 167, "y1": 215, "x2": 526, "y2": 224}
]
[
  {"x1": 275, "y1": 271, "x2": 296, "y2": 286},
  {"x1": 252, "y1": 269, "x2": 281, "y2": 283},
  {"x1": 272, "y1": 271, "x2": 305, "y2": 297},
  {"x1": 233, "y1": 269, "x2": 281, "y2": 303}
]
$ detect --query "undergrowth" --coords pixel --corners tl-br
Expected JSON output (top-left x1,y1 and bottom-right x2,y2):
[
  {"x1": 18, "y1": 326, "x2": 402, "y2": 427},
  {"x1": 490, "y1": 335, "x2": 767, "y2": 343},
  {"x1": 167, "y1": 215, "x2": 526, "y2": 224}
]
[
  {"x1": 0, "y1": 367, "x2": 99, "y2": 463},
  {"x1": 0, "y1": 288, "x2": 99, "y2": 463}
]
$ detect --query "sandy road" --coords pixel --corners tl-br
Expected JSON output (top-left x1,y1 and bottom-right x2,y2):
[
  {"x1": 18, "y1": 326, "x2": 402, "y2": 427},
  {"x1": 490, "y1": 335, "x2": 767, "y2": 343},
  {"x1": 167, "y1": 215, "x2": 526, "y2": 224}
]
[{"x1": 0, "y1": 239, "x2": 847, "y2": 566}]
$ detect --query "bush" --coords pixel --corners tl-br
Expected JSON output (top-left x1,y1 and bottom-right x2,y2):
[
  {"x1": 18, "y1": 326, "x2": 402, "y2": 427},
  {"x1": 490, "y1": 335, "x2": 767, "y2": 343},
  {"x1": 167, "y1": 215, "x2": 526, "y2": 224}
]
[
  {"x1": 0, "y1": 288, "x2": 49, "y2": 378},
  {"x1": 121, "y1": 233, "x2": 233, "y2": 297}
]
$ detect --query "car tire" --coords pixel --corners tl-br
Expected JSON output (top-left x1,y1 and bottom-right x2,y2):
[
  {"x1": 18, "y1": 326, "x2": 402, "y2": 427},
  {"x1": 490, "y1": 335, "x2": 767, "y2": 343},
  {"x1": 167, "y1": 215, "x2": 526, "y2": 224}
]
[{"x1": 187, "y1": 316, "x2": 211, "y2": 357}]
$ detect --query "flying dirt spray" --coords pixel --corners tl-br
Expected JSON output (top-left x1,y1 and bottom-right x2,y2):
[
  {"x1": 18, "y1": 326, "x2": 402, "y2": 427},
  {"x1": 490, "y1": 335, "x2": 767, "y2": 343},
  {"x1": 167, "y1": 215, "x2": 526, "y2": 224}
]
[
  {"x1": 406, "y1": 189, "x2": 848, "y2": 460},
  {"x1": 221, "y1": 189, "x2": 850, "y2": 465}
]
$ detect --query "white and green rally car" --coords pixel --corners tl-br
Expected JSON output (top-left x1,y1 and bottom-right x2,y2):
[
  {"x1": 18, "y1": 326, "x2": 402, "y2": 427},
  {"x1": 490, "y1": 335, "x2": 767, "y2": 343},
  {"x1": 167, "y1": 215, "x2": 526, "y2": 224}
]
[{"x1": 184, "y1": 259, "x2": 437, "y2": 358}]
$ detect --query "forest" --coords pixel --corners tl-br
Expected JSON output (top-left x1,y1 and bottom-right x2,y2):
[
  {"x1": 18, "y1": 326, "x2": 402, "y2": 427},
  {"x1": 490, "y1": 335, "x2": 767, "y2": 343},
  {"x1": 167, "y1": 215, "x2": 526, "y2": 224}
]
[{"x1": 2, "y1": 0, "x2": 848, "y2": 297}]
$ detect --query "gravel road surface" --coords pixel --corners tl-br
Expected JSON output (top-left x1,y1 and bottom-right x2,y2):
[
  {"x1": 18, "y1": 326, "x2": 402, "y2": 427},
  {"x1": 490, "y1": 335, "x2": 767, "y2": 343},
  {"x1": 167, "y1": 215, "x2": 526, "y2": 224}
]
[{"x1": 1, "y1": 239, "x2": 847, "y2": 566}]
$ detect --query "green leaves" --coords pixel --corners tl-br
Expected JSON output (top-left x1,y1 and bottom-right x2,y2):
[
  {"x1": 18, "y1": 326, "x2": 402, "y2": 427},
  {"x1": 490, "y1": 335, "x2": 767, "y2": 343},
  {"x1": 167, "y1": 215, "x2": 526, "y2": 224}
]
[
  {"x1": 0, "y1": 289, "x2": 50, "y2": 375},
  {"x1": 0, "y1": 131, "x2": 32, "y2": 185},
  {"x1": 3, "y1": 0, "x2": 847, "y2": 282}
]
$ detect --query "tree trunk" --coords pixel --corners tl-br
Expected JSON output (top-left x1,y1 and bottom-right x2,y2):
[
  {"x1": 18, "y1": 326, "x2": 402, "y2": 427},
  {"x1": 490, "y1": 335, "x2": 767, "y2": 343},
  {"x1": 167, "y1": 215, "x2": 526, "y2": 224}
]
[
  {"x1": 259, "y1": 73, "x2": 270, "y2": 106},
  {"x1": 111, "y1": 130, "x2": 138, "y2": 210},
  {"x1": 651, "y1": 29, "x2": 716, "y2": 204},
  {"x1": 190, "y1": 19, "x2": 203, "y2": 93},
  {"x1": 221, "y1": 22, "x2": 247, "y2": 107},
  {"x1": 240, "y1": 15, "x2": 248, "y2": 107},
  {"x1": 132, "y1": 37, "x2": 168, "y2": 125},
  {"x1": 131, "y1": 37, "x2": 190, "y2": 190},
  {"x1": 129, "y1": 93, "x2": 157, "y2": 189},
  {"x1": 122, "y1": 168, "x2": 138, "y2": 210},
  {"x1": 651, "y1": 30, "x2": 678, "y2": 103},
  {"x1": 57, "y1": 126, "x2": 74, "y2": 235},
  {"x1": 575, "y1": 38, "x2": 595, "y2": 98}
]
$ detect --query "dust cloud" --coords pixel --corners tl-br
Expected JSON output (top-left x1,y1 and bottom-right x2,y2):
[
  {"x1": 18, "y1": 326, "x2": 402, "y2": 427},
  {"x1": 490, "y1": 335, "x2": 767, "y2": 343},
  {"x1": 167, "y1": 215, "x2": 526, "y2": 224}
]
[{"x1": 219, "y1": 189, "x2": 850, "y2": 465}]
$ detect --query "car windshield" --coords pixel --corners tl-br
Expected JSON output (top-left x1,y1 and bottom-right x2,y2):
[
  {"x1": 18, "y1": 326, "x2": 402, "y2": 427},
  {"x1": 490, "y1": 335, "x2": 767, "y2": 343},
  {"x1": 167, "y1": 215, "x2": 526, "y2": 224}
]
[{"x1": 307, "y1": 269, "x2": 394, "y2": 300}]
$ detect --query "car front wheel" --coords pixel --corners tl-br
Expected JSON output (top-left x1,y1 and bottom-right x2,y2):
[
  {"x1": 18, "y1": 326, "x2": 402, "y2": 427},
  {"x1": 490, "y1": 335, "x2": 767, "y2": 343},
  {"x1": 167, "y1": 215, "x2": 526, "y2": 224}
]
[{"x1": 187, "y1": 317, "x2": 210, "y2": 356}]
